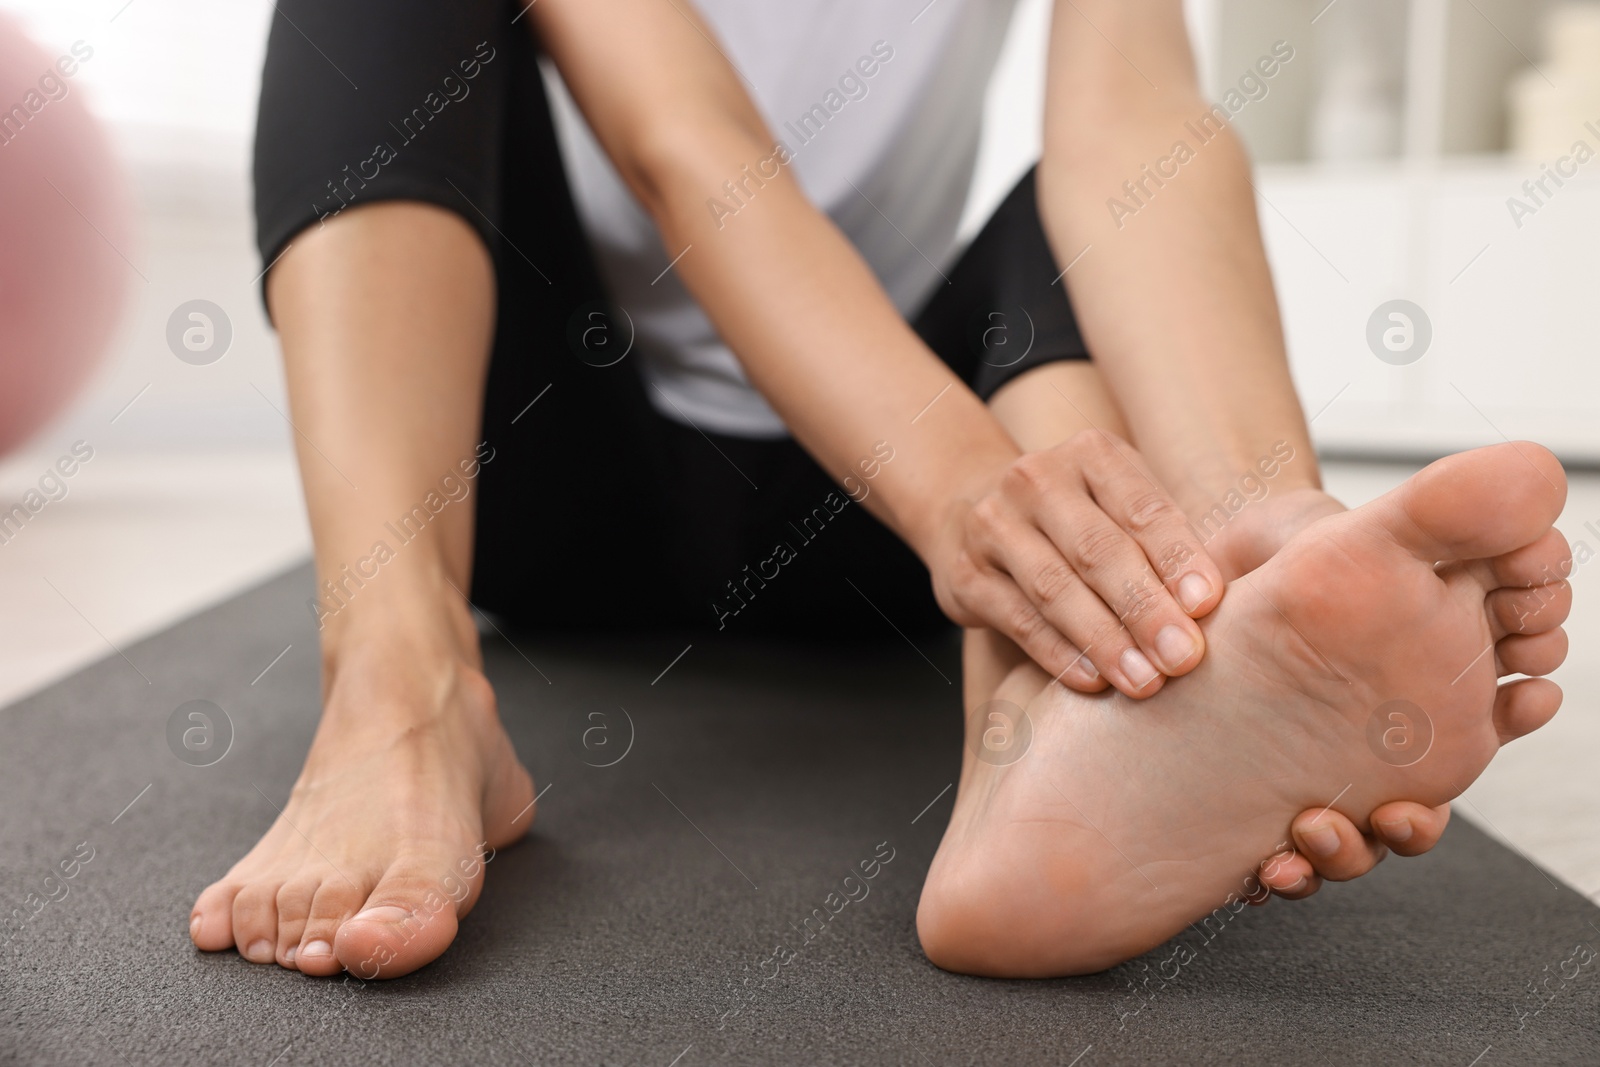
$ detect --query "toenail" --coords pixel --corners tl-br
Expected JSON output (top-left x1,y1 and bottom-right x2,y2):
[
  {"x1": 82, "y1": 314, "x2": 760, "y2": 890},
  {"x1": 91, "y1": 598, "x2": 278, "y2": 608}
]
[
  {"x1": 1375, "y1": 817, "x2": 1413, "y2": 843},
  {"x1": 1178, "y1": 573, "x2": 1212, "y2": 613},
  {"x1": 351, "y1": 905, "x2": 413, "y2": 924},
  {"x1": 1120, "y1": 648, "x2": 1159, "y2": 689},
  {"x1": 1283, "y1": 876, "x2": 1307, "y2": 893},
  {"x1": 283, "y1": 945, "x2": 296, "y2": 963},
  {"x1": 246, "y1": 939, "x2": 274, "y2": 962},
  {"x1": 1301, "y1": 824, "x2": 1340, "y2": 857},
  {"x1": 1153, "y1": 625, "x2": 1198, "y2": 672},
  {"x1": 301, "y1": 940, "x2": 332, "y2": 958},
  {"x1": 189, "y1": 915, "x2": 202, "y2": 940}
]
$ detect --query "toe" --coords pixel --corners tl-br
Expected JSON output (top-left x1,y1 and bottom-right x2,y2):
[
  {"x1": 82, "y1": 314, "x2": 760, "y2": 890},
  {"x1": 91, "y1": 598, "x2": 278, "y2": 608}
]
[
  {"x1": 1487, "y1": 580, "x2": 1571, "y2": 638},
  {"x1": 1493, "y1": 677, "x2": 1563, "y2": 743},
  {"x1": 1458, "y1": 527, "x2": 1573, "y2": 593},
  {"x1": 1292, "y1": 809, "x2": 1387, "y2": 882},
  {"x1": 1258, "y1": 850, "x2": 1320, "y2": 901},
  {"x1": 1385, "y1": 443, "x2": 1566, "y2": 564},
  {"x1": 190, "y1": 881, "x2": 242, "y2": 952},
  {"x1": 231, "y1": 883, "x2": 281, "y2": 964},
  {"x1": 1495, "y1": 628, "x2": 1568, "y2": 677},
  {"x1": 1370, "y1": 801, "x2": 1450, "y2": 858},
  {"x1": 334, "y1": 856, "x2": 475, "y2": 980},
  {"x1": 297, "y1": 880, "x2": 369, "y2": 978},
  {"x1": 275, "y1": 880, "x2": 317, "y2": 969}
]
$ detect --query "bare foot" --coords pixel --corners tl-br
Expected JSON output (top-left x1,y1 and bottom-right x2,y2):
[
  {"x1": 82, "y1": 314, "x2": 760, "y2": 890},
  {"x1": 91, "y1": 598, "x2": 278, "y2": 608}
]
[
  {"x1": 918, "y1": 442, "x2": 1570, "y2": 976},
  {"x1": 188, "y1": 641, "x2": 534, "y2": 978}
]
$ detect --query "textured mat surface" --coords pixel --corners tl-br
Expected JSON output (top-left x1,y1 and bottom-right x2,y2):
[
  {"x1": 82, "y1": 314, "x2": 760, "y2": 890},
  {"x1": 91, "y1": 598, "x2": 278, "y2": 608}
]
[{"x1": 3, "y1": 564, "x2": 1599, "y2": 1066}]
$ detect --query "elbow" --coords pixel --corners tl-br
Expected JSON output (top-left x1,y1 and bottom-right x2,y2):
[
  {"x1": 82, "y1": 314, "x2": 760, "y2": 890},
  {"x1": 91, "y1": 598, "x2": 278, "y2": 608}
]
[{"x1": 615, "y1": 115, "x2": 779, "y2": 229}]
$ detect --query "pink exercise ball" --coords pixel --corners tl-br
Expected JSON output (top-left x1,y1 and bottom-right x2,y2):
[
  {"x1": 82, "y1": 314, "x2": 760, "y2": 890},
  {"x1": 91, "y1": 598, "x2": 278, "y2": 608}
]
[{"x1": 0, "y1": 14, "x2": 132, "y2": 457}]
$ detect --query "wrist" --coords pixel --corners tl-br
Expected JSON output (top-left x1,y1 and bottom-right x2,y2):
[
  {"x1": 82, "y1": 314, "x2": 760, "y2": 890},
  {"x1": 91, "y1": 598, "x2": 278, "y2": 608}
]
[{"x1": 900, "y1": 443, "x2": 1015, "y2": 570}]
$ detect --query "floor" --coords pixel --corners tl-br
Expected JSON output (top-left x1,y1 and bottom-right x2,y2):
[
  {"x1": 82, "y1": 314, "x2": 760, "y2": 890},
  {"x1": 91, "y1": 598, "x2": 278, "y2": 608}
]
[{"x1": 0, "y1": 446, "x2": 1595, "y2": 903}]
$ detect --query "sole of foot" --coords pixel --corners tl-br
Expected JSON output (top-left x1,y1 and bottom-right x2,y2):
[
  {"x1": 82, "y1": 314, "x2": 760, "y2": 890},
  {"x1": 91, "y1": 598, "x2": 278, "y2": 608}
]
[{"x1": 918, "y1": 442, "x2": 1570, "y2": 976}]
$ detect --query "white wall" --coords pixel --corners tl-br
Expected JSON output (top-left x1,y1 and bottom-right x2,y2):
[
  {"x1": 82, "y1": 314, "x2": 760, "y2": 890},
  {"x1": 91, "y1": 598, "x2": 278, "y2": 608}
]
[
  {"x1": 2, "y1": 0, "x2": 287, "y2": 450},
  {"x1": 4, "y1": 0, "x2": 1595, "y2": 461}
]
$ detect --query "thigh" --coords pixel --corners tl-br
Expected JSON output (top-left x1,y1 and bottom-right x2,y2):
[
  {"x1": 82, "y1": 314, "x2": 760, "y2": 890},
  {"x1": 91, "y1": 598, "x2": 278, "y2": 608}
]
[
  {"x1": 470, "y1": 21, "x2": 684, "y2": 627},
  {"x1": 659, "y1": 427, "x2": 949, "y2": 640},
  {"x1": 911, "y1": 166, "x2": 1091, "y2": 401},
  {"x1": 253, "y1": 0, "x2": 682, "y2": 627},
  {"x1": 254, "y1": 0, "x2": 518, "y2": 271}
]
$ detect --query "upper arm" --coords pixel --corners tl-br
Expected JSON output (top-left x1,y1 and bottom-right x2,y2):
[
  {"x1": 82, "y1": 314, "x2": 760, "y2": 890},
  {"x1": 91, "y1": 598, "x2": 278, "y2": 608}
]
[
  {"x1": 1044, "y1": 0, "x2": 1203, "y2": 139},
  {"x1": 530, "y1": 0, "x2": 774, "y2": 206}
]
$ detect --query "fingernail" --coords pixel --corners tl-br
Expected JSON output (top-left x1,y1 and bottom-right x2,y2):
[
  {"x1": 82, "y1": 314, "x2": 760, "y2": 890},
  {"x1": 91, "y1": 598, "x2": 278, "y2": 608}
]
[
  {"x1": 301, "y1": 939, "x2": 333, "y2": 958},
  {"x1": 1074, "y1": 656, "x2": 1099, "y2": 682},
  {"x1": 1120, "y1": 648, "x2": 1159, "y2": 690},
  {"x1": 245, "y1": 939, "x2": 274, "y2": 962},
  {"x1": 1283, "y1": 876, "x2": 1307, "y2": 893},
  {"x1": 351, "y1": 905, "x2": 412, "y2": 924},
  {"x1": 1301, "y1": 823, "x2": 1340, "y2": 857},
  {"x1": 1375, "y1": 817, "x2": 1413, "y2": 843},
  {"x1": 1154, "y1": 625, "x2": 1199, "y2": 673},
  {"x1": 1178, "y1": 573, "x2": 1213, "y2": 613},
  {"x1": 189, "y1": 914, "x2": 202, "y2": 940},
  {"x1": 283, "y1": 945, "x2": 296, "y2": 963}
]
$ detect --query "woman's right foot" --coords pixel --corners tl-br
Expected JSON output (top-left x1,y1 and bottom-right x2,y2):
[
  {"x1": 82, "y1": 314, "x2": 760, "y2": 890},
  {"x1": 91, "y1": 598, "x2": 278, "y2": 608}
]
[
  {"x1": 918, "y1": 442, "x2": 1571, "y2": 977},
  {"x1": 188, "y1": 640, "x2": 535, "y2": 978}
]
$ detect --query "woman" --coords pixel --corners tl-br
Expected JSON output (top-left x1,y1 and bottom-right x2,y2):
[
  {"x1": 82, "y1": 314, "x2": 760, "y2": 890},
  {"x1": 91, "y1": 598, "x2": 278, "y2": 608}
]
[{"x1": 186, "y1": 0, "x2": 1566, "y2": 978}]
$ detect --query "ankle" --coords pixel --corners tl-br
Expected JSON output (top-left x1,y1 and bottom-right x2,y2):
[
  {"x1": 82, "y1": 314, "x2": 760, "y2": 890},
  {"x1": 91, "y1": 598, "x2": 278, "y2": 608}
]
[{"x1": 316, "y1": 571, "x2": 481, "y2": 666}]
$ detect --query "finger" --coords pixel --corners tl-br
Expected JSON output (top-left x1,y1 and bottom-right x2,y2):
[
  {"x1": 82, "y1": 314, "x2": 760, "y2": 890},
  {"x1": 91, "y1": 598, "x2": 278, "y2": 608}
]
[
  {"x1": 1486, "y1": 580, "x2": 1571, "y2": 638},
  {"x1": 1292, "y1": 808, "x2": 1388, "y2": 882},
  {"x1": 1047, "y1": 502, "x2": 1205, "y2": 681},
  {"x1": 1008, "y1": 443, "x2": 1211, "y2": 679},
  {"x1": 1257, "y1": 849, "x2": 1321, "y2": 900},
  {"x1": 959, "y1": 568, "x2": 1105, "y2": 691},
  {"x1": 970, "y1": 512, "x2": 1162, "y2": 696},
  {"x1": 1072, "y1": 430, "x2": 1226, "y2": 618},
  {"x1": 1495, "y1": 627, "x2": 1568, "y2": 677},
  {"x1": 1494, "y1": 677, "x2": 1562, "y2": 743},
  {"x1": 1369, "y1": 801, "x2": 1450, "y2": 858}
]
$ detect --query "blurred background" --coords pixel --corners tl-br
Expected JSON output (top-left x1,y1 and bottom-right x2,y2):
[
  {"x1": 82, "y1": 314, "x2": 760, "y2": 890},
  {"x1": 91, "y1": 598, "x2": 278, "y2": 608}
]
[{"x1": 1, "y1": 0, "x2": 1596, "y2": 895}]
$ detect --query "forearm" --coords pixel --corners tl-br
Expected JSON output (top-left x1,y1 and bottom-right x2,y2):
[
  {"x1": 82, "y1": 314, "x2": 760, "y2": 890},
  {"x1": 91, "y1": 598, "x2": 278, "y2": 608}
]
[
  {"x1": 267, "y1": 203, "x2": 494, "y2": 673},
  {"x1": 639, "y1": 128, "x2": 1019, "y2": 556},
  {"x1": 1039, "y1": 2, "x2": 1319, "y2": 516},
  {"x1": 534, "y1": 0, "x2": 1019, "y2": 562}
]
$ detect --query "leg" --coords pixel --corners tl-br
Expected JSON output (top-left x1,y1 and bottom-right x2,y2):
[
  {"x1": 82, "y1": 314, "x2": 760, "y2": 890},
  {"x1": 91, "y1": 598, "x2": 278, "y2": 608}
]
[
  {"x1": 985, "y1": 359, "x2": 1455, "y2": 897},
  {"x1": 189, "y1": 199, "x2": 536, "y2": 978},
  {"x1": 191, "y1": 0, "x2": 565, "y2": 978},
  {"x1": 920, "y1": 422, "x2": 1570, "y2": 973}
]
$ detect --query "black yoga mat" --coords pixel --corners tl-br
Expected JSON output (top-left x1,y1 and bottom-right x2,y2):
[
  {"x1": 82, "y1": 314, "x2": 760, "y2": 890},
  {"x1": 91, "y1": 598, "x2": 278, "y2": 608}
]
[{"x1": 3, "y1": 564, "x2": 1598, "y2": 1065}]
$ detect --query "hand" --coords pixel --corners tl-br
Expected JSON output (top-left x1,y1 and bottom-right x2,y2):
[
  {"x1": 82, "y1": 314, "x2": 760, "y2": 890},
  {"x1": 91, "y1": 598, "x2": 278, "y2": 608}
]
[{"x1": 930, "y1": 429, "x2": 1226, "y2": 697}]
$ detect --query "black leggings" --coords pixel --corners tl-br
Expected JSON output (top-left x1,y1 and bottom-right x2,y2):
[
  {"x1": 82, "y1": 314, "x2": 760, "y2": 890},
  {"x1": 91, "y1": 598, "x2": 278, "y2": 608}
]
[{"x1": 254, "y1": 0, "x2": 1090, "y2": 637}]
